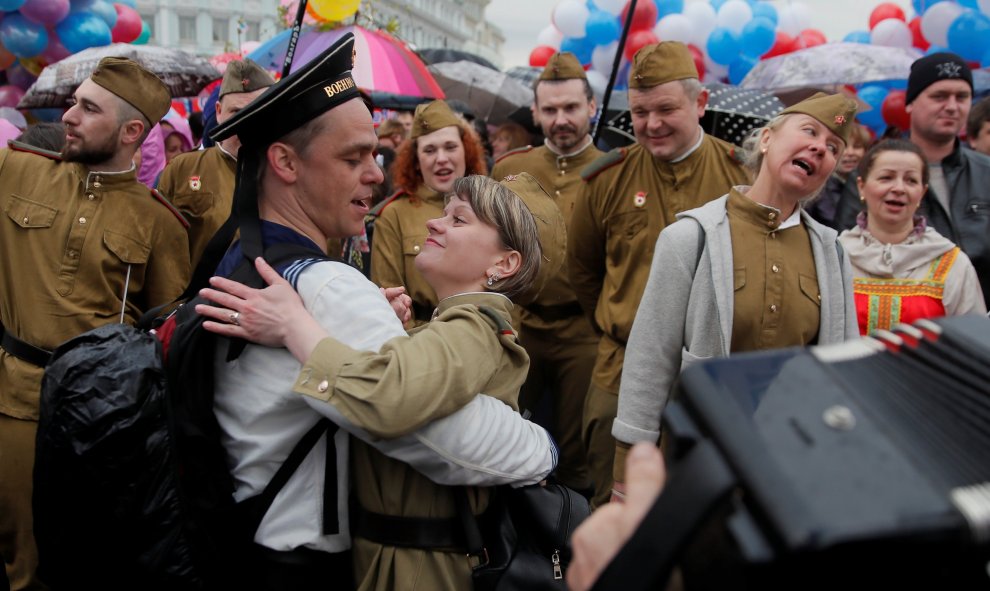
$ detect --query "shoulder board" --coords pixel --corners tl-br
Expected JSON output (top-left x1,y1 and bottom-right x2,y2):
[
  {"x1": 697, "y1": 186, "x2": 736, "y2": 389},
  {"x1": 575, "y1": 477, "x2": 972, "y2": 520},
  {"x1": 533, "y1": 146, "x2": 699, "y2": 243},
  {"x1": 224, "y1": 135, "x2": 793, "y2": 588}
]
[
  {"x1": 728, "y1": 146, "x2": 746, "y2": 165},
  {"x1": 581, "y1": 147, "x2": 627, "y2": 181},
  {"x1": 493, "y1": 144, "x2": 534, "y2": 165},
  {"x1": 476, "y1": 305, "x2": 516, "y2": 339},
  {"x1": 373, "y1": 190, "x2": 407, "y2": 218},
  {"x1": 150, "y1": 188, "x2": 190, "y2": 229},
  {"x1": 7, "y1": 140, "x2": 62, "y2": 161}
]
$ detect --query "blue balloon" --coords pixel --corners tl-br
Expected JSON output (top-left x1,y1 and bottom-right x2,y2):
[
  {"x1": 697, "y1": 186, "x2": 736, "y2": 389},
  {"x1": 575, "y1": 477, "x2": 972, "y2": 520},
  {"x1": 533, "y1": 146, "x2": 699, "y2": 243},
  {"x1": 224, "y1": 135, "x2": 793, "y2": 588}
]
[
  {"x1": 68, "y1": 0, "x2": 97, "y2": 10},
  {"x1": 656, "y1": 0, "x2": 684, "y2": 19},
  {"x1": 857, "y1": 84, "x2": 888, "y2": 130},
  {"x1": 706, "y1": 27, "x2": 742, "y2": 66},
  {"x1": 56, "y1": 12, "x2": 112, "y2": 53},
  {"x1": 728, "y1": 55, "x2": 758, "y2": 84},
  {"x1": 751, "y1": 1, "x2": 777, "y2": 25},
  {"x1": 585, "y1": 9, "x2": 620, "y2": 46},
  {"x1": 958, "y1": 0, "x2": 978, "y2": 7},
  {"x1": 89, "y1": 0, "x2": 117, "y2": 28},
  {"x1": 843, "y1": 30, "x2": 871, "y2": 44},
  {"x1": 0, "y1": 14, "x2": 48, "y2": 58},
  {"x1": 741, "y1": 16, "x2": 776, "y2": 58},
  {"x1": 0, "y1": 0, "x2": 25, "y2": 11},
  {"x1": 560, "y1": 36, "x2": 594, "y2": 65},
  {"x1": 912, "y1": 0, "x2": 947, "y2": 15},
  {"x1": 115, "y1": 0, "x2": 136, "y2": 6},
  {"x1": 926, "y1": 44, "x2": 948, "y2": 55},
  {"x1": 948, "y1": 10, "x2": 990, "y2": 62},
  {"x1": 874, "y1": 78, "x2": 908, "y2": 90},
  {"x1": 710, "y1": 0, "x2": 728, "y2": 11}
]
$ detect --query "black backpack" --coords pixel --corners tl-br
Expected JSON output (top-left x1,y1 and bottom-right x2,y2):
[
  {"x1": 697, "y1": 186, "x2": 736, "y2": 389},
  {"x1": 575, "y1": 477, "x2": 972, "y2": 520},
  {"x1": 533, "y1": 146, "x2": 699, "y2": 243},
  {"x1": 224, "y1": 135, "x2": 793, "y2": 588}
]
[{"x1": 33, "y1": 241, "x2": 334, "y2": 590}]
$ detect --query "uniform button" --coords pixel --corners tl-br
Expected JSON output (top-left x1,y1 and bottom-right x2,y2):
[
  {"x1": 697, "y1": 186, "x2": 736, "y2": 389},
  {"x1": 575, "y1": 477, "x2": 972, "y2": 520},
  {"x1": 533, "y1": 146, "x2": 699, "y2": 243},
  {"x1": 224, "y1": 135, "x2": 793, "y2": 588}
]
[
  {"x1": 771, "y1": 264, "x2": 779, "y2": 273},
  {"x1": 555, "y1": 190, "x2": 560, "y2": 197},
  {"x1": 413, "y1": 244, "x2": 420, "y2": 253},
  {"x1": 93, "y1": 182, "x2": 101, "y2": 188},
  {"x1": 86, "y1": 193, "x2": 95, "y2": 200},
  {"x1": 817, "y1": 294, "x2": 821, "y2": 302},
  {"x1": 559, "y1": 170, "x2": 565, "y2": 176},
  {"x1": 78, "y1": 217, "x2": 87, "y2": 224},
  {"x1": 22, "y1": 217, "x2": 28, "y2": 224},
  {"x1": 769, "y1": 304, "x2": 777, "y2": 312},
  {"x1": 768, "y1": 211, "x2": 777, "y2": 220},
  {"x1": 317, "y1": 379, "x2": 329, "y2": 393},
  {"x1": 68, "y1": 250, "x2": 78, "y2": 258}
]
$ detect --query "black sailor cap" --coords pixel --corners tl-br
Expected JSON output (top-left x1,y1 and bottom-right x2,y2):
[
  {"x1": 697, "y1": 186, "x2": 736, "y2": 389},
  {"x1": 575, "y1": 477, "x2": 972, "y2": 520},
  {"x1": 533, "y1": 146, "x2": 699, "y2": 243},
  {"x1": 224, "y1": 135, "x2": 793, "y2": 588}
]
[{"x1": 210, "y1": 33, "x2": 361, "y2": 148}]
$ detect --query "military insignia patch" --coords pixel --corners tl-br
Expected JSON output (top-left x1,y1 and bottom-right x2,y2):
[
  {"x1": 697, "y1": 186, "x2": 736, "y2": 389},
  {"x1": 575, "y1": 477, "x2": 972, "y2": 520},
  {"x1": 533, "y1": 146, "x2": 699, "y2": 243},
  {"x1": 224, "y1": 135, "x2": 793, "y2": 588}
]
[
  {"x1": 633, "y1": 191, "x2": 647, "y2": 207},
  {"x1": 189, "y1": 176, "x2": 201, "y2": 191}
]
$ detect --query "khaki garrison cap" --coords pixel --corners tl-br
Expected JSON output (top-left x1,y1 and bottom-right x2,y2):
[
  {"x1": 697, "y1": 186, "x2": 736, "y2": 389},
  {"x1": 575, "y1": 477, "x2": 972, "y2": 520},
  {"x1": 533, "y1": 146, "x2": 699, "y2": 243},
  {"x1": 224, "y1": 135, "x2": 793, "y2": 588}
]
[
  {"x1": 539, "y1": 52, "x2": 587, "y2": 81},
  {"x1": 219, "y1": 59, "x2": 276, "y2": 98},
  {"x1": 628, "y1": 41, "x2": 698, "y2": 90},
  {"x1": 90, "y1": 57, "x2": 171, "y2": 124},
  {"x1": 780, "y1": 92, "x2": 859, "y2": 145},
  {"x1": 411, "y1": 100, "x2": 461, "y2": 139}
]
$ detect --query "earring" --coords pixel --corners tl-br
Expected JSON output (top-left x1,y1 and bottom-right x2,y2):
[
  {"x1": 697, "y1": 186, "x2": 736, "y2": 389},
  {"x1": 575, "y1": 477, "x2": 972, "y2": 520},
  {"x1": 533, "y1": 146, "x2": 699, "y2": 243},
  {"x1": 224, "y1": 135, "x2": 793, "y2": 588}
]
[
  {"x1": 860, "y1": 195, "x2": 866, "y2": 203},
  {"x1": 487, "y1": 273, "x2": 500, "y2": 287},
  {"x1": 761, "y1": 147, "x2": 767, "y2": 154}
]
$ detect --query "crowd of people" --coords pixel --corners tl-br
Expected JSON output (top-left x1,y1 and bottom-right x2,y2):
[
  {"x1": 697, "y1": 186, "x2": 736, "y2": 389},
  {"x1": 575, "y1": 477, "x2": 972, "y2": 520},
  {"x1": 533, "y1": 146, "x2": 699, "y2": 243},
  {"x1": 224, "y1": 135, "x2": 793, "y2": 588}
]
[{"x1": 1, "y1": 31, "x2": 989, "y2": 591}]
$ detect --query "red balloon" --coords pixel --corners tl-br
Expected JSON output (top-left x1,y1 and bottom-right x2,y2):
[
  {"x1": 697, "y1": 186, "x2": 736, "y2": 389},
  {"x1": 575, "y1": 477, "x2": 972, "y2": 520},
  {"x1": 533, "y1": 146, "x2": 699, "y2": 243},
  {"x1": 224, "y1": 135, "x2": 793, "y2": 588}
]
[
  {"x1": 869, "y1": 3, "x2": 906, "y2": 30},
  {"x1": 908, "y1": 16, "x2": 929, "y2": 51},
  {"x1": 687, "y1": 44, "x2": 705, "y2": 79},
  {"x1": 794, "y1": 28, "x2": 827, "y2": 50},
  {"x1": 621, "y1": 0, "x2": 659, "y2": 32},
  {"x1": 881, "y1": 90, "x2": 910, "y2": 130},
  {"x1": 529, "y1": 45, "x2": 556, "y2": 68},
  {"x1": 624, "y1": 29, "x2": 659, "y2": 61},
  {"x1": 763, "y1": 32, "x2": 795, "y2": 58},
  {"x1": 0, "y1": 85, "x2": 25, "y2": 108},
  {"x1": 111, "y1": 3, "x2": 143, "y2": 44}
]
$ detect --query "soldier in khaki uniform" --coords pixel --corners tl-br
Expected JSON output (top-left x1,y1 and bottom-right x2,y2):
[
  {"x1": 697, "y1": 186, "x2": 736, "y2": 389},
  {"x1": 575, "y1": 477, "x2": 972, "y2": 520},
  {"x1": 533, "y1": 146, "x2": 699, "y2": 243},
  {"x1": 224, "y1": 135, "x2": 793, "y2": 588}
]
[
  {"x1": 490, "y1": 52, "x2": 602, "y2": 492},
  {"x1": 568, "y1": 42, "x2": 750, "y2": 508},
  {"x1": 613, "y1": 93, "x2": 860, "y2": 487},
  {"x1": 157, "y1": 59, "x2": 275, "y2": 268},
  {"x1": 0, "y1": 58, "x2": 190, "y2": 590},
  {"x1": 371, "y1": 100, "x2": 488, "y2": 325}
]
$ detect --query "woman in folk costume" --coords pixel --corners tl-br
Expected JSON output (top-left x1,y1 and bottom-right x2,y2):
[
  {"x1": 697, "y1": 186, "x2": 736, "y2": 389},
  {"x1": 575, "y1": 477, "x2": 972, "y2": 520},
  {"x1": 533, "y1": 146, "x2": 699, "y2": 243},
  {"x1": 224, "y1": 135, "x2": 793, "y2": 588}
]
[
  {"x1": 370, "y1": 100, "x2": 488, "y2": 326},
  {"x1": 612, "y1": 93, "x2": 861, "y2": 496},
  {"x1": 838, "y1": 139, "x2": 985, "y2": 334}
]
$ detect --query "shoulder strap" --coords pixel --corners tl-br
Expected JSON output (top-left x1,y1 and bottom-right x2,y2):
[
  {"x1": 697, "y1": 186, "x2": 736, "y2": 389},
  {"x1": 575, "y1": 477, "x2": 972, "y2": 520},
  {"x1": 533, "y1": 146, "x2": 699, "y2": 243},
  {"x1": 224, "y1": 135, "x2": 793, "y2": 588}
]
[
  {"x1": 476, "y1": 305, "x2": 516, "y2": 339},
  {"x1": 150, "y1": 188, "x2": 191, "y2": 229}
]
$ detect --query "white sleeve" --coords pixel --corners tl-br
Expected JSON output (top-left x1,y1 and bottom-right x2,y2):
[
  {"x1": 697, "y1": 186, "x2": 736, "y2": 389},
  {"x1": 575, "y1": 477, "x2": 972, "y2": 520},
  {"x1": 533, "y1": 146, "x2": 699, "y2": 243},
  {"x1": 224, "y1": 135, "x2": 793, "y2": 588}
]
[{"x1": 297, "y1": 263, "x2": 557, "y2": 486}]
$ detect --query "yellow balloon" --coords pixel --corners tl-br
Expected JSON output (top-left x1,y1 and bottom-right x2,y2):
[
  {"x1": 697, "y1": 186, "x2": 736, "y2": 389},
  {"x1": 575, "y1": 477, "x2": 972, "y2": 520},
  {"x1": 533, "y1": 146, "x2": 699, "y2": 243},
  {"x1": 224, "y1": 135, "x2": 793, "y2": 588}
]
[
  {"x1": 19, "y1": 57, "x2": 44, "y2": 77},
  {"x1": 309, "y1": 0, "x2": 360, "y2": 22}
]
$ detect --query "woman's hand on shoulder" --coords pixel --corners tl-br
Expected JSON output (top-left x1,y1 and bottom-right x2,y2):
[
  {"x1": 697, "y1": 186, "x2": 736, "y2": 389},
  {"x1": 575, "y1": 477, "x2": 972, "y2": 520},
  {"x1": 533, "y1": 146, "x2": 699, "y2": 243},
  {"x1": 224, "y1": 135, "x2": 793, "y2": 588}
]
[{"x1": 380, "y1": 286, "x2": 412, "y2": 325}]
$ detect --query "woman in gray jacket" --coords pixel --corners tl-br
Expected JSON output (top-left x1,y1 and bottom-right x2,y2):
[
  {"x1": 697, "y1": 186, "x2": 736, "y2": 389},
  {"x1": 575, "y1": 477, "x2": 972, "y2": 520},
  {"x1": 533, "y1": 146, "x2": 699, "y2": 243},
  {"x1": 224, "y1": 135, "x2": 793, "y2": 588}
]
[{"x1": 611, "y1": 93, "x2": 861, "y2": 495}]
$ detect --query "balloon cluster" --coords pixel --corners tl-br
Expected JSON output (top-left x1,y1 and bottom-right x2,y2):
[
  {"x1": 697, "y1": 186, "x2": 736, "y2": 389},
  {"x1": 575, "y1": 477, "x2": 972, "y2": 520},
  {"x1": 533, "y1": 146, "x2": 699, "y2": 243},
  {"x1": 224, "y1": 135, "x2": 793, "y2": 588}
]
[
  {"x1": 531, "y1": 0, "x2": 990, "y2": 135},
  {"x1": 278, "y1": 0, "x2": 359, "y2": 28},
  {"x1": 0, "y1": 0, "x2": 151, "y2": 107}
]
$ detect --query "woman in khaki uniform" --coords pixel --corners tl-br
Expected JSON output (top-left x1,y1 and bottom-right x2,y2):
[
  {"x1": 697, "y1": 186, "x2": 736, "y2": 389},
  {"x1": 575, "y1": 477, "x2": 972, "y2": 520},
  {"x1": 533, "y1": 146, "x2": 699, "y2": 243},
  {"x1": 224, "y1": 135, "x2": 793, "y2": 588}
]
[
  {"x1": 612, "y1": 93, "x2": 862, "y2": 493},
  {"x1": 198, "y1": 174, "x2": 567, "y2": 590},
  {"x1": 371, "y1": 100, "x2": 488, "y2": 326}
]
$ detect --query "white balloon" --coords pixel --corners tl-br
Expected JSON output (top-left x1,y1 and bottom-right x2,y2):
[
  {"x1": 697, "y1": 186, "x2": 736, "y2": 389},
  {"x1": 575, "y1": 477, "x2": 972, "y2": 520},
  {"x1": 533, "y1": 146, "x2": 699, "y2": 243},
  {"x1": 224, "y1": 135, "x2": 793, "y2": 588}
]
[
  {"x1": 871, "y1": 17, "x2": 913, "y2": 49},
  {"x1": 553, "y1": 0, "x2": 591, "y2": 38},
  {"x1": 717, "y1": 0, "x2": 753, "y2": 34},
  {"x1": 704, "y1": 53, "x2": 729, "y2": 79},
  {"x1": 537, "y1": 24, "x2": 564, "y2": 49},
  {"x1": 654, "y1": 13, "x2": 693, "y2": 43},
  {"x1": 591, "y1": 41, "x2": 619, "y2": 74},
  {"x1": 593, "y1": 0, "x2": 626, "y2": 16},
  {"x1": 921, "y1": 1, "x2": 964, "y2": 48},
  {"x1": 980, "y1": 0, "x2": 990, "y2": 16},
  {"x1": 586, "y1": 70, "x2": 608, "y2": 101},
  {"x1": 683, "y1": 1, "x2": 717, "y2": 48},
  {"x1": 777, "y1": 2, "x2": 811, "y2": 36}
]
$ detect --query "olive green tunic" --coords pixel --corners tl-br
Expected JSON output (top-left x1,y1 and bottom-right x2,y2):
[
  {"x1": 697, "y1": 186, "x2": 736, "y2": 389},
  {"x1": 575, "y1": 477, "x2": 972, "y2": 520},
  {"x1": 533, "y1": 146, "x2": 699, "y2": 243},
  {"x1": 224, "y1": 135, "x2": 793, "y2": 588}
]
[
  {"x1": 568, "y1": 134, "x2": 749, "y2": 394},
  {"x1": 370, "y1": 186, "x2": 444, "y2": 325},
  {"x1": 727, "y1": 189, "x2": 821, "y2": 351},
  {"x1": 156, "y1": 145, "x2": 237, "y2": 269}
]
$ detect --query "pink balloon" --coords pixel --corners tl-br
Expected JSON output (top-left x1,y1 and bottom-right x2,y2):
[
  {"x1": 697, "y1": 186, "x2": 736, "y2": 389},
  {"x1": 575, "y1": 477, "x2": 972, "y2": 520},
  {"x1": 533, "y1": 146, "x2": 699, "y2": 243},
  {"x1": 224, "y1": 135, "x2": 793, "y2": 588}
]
[
  {"x1": 41, "y1": 34, "x2": 70, "y2": 64},
  {"x1": 0, "y1": 84, "x2": 25, "y2": 108},
  {"x1": 111, "y1": 3, "x2": 141, "y2": 43},
  {"x1": 20, "y1": 0, "x2": 70, "y2": 27}
]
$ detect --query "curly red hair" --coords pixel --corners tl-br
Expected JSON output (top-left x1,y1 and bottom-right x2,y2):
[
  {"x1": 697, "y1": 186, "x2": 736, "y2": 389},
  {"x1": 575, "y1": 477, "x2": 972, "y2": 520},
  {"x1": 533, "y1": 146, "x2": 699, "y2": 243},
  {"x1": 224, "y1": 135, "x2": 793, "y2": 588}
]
[{"x1": 390, "y1": 121, "x2": 488, "y2": 202}]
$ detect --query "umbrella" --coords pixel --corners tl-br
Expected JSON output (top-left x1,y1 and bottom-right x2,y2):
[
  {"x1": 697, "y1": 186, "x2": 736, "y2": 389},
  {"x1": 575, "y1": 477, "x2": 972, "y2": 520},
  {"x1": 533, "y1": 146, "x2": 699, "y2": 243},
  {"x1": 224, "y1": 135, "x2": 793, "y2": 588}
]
[
  {"x1": 598, "y1": 84, "x2": 784, "y2": 150},
  {"x1": 741, "y1": 42, "x2": 922, "y2": 91},
  {"x1": 506, "y1": 66, "x2": 542, "y2": 90},
  {"x1": 247, "y1": 25, "x2": 444, "y2": 101},
  {"x1": 428, "y1": 60, "x2": 533, "y2": 124},
  {"x1": 19, "y1": 44, "x2": 220, "y2": 109},
  {"x1": 418, "y1": 48, "x2": 498, "y2": 71}
]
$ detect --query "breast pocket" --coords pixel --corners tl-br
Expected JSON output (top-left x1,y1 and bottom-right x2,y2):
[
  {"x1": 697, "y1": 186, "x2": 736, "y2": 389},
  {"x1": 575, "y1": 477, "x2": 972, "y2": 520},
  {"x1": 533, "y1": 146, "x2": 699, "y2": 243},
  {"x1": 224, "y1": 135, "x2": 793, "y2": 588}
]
[
  {"x1": 104, "y1": 229, "x2": 151, "y2": 265},
  {"x1": 606, "y1": 211, "x2": 648, "y2": 265},
  {"x1": 734, "y1": 267, "x2": 746, "y2": 291},
  {"x1": 171, "y1": 191, "x2": 216, "y2": 218},
  {"x1": 5, "y1": 194, "x2": 57, "y2": 229},
  {"x1": 402, "y1": 235, "x2": 425, "y2": 259},
  {"x1": 799, "y1": 273, "x2": 821, "y2": 307}
]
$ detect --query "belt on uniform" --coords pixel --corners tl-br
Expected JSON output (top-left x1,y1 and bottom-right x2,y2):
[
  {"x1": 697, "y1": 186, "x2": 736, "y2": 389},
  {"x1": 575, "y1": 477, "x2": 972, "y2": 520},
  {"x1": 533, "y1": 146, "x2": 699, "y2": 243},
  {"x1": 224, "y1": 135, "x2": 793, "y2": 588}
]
[
  {"x1": 0, "y1": 321, "x2": 52, "y2": 367},
  {"x1": 352, "y1": 503, "x2": 470, "y2": 552},
  {"x1": 525, "y1": 301, "x2": 584, "y2": 322}
]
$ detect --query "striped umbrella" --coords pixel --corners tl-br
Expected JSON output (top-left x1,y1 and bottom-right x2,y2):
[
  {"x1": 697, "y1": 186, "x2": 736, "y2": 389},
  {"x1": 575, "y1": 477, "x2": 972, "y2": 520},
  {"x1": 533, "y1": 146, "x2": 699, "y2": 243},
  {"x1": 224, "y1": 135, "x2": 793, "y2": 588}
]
[{"x1": 247, "y1": 25, "x2": 444, "y2": 100}]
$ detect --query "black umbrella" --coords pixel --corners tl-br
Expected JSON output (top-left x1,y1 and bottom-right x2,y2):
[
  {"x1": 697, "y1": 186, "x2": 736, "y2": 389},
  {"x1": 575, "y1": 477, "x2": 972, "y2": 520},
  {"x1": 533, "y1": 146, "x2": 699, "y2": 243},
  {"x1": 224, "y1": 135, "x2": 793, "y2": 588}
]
[{"x1": 418, "y1": 47, "x2": 498, "y2": 71}]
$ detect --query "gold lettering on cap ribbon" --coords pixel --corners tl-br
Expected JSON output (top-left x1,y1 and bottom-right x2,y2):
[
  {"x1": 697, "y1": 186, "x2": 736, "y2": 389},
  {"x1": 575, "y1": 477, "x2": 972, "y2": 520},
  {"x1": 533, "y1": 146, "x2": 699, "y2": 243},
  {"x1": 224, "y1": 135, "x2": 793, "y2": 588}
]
[{"x1": 323, "y1": 77, "x2": 355, "y2": 98}]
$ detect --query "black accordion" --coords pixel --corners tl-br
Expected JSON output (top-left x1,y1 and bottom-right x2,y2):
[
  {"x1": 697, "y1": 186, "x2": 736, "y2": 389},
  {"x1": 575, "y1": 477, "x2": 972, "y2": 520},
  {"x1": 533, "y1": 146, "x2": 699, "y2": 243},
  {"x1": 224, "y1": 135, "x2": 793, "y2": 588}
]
[{"x1": 596, "y1": 315, "x2": 990, "y2": 590}]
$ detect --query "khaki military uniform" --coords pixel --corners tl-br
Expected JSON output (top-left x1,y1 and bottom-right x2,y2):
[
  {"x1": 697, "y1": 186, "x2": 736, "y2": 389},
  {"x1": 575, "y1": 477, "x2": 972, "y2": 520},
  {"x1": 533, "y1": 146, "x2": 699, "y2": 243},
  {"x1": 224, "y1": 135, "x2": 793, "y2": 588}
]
[
  {"x1": 491, "y1": 140, "x2": 602, "y2": 490},
  {"x1": 568, "y1": 134, "x2": 748, "y2": 506},
  {"x1": 293, "y1": 293, "x2": 529, "y2": 591},
  {"x1": 157, "y1": 145, "x2": 236, "y2": 269},
  {"x1": 0, "y1": 146, "x2": 190, "y2": 590},
  {"x1": 370, "y1": 186, "x2": 444, "y2": 326}
]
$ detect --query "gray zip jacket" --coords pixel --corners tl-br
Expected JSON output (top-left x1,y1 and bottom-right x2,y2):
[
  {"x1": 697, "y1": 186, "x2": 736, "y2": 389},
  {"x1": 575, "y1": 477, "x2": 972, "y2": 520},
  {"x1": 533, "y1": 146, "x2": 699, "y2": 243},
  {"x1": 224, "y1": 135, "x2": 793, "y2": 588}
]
[{"x1": 613, "y1": 192, "x2": 859, "y2": 447}]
